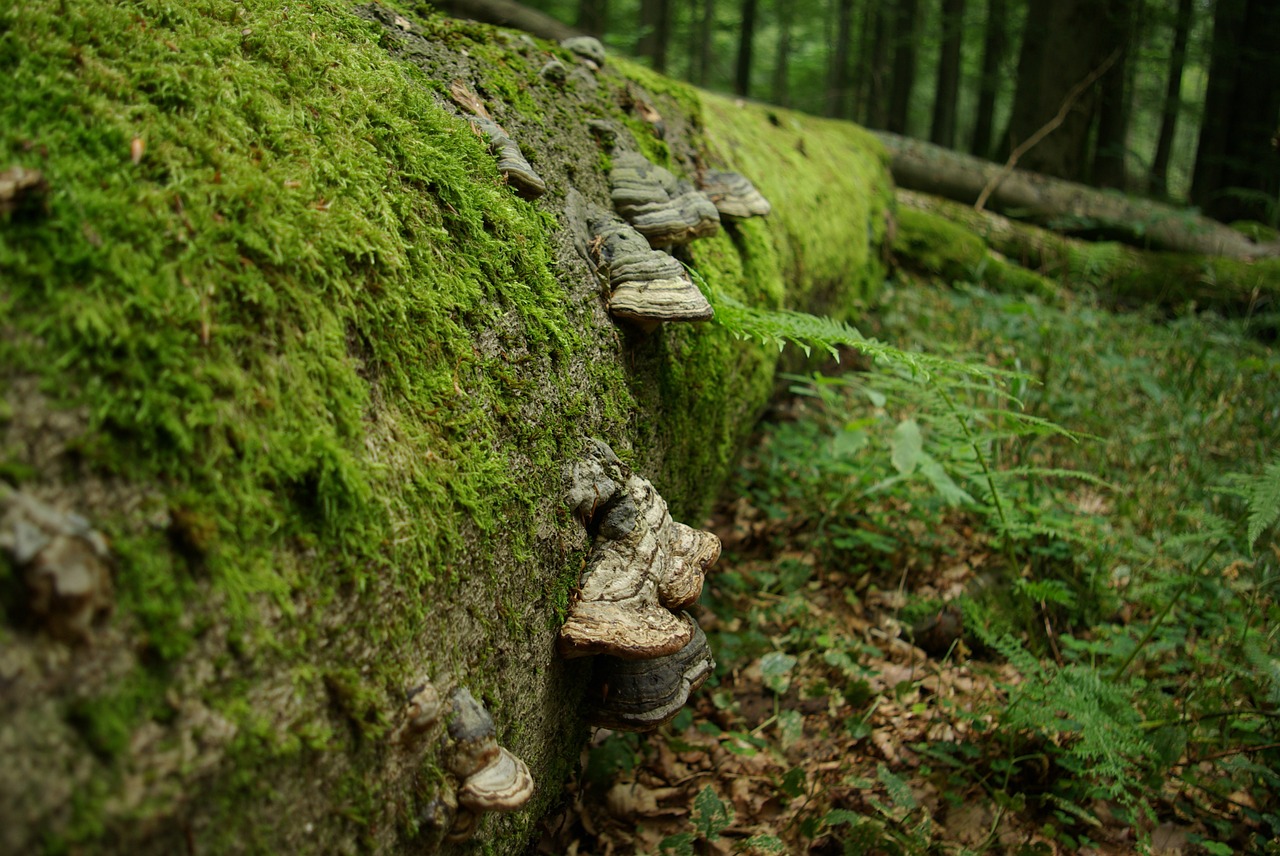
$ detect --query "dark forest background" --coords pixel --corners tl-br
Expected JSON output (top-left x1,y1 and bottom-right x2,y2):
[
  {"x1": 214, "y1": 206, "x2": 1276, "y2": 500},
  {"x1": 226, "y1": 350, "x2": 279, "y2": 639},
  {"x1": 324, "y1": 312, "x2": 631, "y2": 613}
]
[{"x1": 461, "y1": 0, "x2": 1280, "y2": 227}]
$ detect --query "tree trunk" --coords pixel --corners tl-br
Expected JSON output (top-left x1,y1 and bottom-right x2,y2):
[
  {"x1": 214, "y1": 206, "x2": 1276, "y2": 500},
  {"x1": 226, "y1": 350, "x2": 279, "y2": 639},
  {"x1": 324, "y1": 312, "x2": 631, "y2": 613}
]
[
  {"x1": 876, "y1": 131, "x2": 1280, "y2": 259},
  {"x1": 887, "y1": 0, "x2": 919, "y2": 135},
  {"x1": 575, "y1": 0, "x2": 607, "y2": 38},
  {"x1": 970, "y1": 0, "x2": 1008, "y2": 159},
  {"x1": 1190, "y1": 0, "x2": 1280, "y2": 225},
  {"x1": 734, "y1": 0, "x2": 758, "y2": 97},
  {"x1": 3, "y1": 2, "x2": 899, "y2": 854},
  {"x1": 695, "y1": 0, "x2": 715, "y2": 86},
  {"x1": 826, "y1": 0, "x2": 856, "y2": 118},
  {"x1": 434, "y1": 0, "x2": 582, "y2": 40},
  {"x1": 865, "y1": 4, "x2": 892, "y2": 129},
  {"x1": 637, "y1": 0, "x2": 671, "y2": 73},
  {"x1": 930, "y1": 0, "x2": 966, "y2": 149},
  {"x1": 771, "y1": 0, "x2": 794, "y2": 108},
  {"x1": 1003, "y1": 0, "x2": 1121, "y2": 181},
  {"x1": 852, "y1": 0, "x2": 876, "y2": 123},
  {"x1": 1090, "y1": 0, "x2": 1138, "y2": 189},
  {"x1": 1148, "y1": 0, "x2": 1194, "y2": 199}
]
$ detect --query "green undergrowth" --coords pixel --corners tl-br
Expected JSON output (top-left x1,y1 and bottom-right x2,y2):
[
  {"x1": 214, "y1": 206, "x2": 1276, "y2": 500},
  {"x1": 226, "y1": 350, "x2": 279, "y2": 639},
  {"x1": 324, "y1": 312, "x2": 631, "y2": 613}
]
[{"x1": 699, "y1": 275, "x2": 1280, "y2": 851}]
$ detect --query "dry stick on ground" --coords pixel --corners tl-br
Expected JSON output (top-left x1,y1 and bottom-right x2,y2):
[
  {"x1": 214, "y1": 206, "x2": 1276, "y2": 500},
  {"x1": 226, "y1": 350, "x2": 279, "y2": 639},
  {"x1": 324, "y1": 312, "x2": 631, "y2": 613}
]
[{"x1": 975, "y1": 49, "x2": 1121, "y2": 213}]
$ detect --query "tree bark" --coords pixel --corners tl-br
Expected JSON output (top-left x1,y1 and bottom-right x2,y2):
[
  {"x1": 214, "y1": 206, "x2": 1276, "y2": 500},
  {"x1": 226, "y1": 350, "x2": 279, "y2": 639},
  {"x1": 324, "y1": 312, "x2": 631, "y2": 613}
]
[
  {"x1": 1190, "y1": 0, "x2": 1280, "y2": 225},
  {"x1": 1147, "y1": 0, "x2": 1193, "y2": 199},
  {"x1": 826, "y1": 0, "x2": 856, "y2": 118},
  {"x1": 865, "y1": 4, "x2": 892, "y2": 129},
  {"x1": 1090, "y1": 0, "x2": 1138, "y2": 189},
  {"x1": 876, "y1": 131, "x2": 1280, "y2": 259},
  {"x1": 637, "y1": 0, "x2": 671, "y2": 73},
  {"x1": 575, "y1": 0, "x2": 607, "y2": 38},
  {"x1": 695, "y1": 0, "x2": 715, "y2": 86},
  {"x1": 771, "y1": 0, "x2": 794, "y2": 108},
  {"x1": 887, "y1": 0, "x2": 919, "y2": 135},
  {"x1": 435, "y1": 0, "x2": 583, "y2": 40},
  {"x1": 1003, "y1": 0, "x2": 1121, "y2": 181},
  {"x1": 930, "y1": 0, "x2": 966, "y2": 149},
  {"x1": 734, "y1": 0, "x2": 758, "y2": 97},
  {"x1": 970, "y1": 0, "x2": 1007, "y2": 159}
]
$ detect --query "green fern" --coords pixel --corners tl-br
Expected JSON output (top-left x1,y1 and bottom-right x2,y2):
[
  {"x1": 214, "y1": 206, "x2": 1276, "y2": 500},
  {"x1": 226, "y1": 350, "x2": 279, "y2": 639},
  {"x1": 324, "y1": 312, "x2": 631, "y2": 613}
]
[
  {"x1": 987, "y1": 633, "x2": 1152, "y2": 800},
  {"x1": 1243, "y1": 455, "x2": 1280, "y2": 553},
  {"x1": 700, "y1": 276, "x2": 1010, "y2": 383}
]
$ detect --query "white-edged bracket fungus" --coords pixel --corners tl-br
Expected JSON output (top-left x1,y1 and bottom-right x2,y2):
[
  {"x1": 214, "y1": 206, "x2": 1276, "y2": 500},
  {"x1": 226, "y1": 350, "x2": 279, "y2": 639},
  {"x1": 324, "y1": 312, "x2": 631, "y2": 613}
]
[
  {"x1": 443, "y1": 688, "x2": 535, "y2": 842},
  {"x1": 586, "y1": 613, "x2": 715, "y2": 731},
  {"x1": 589, "y1": 216, "x2": 713, "y2": 332},
  {"x1": 609, "y1": 152, "x2": 720, "y2": 248},
  {"x1": 0, "y1": 484, "x2": 112, "y2": 643},
  {"x1": 698, "y1": 170, "x2": 773, "y2": 220},
  {"x1": 559, "y1": 440, "x2": 721, "y2": 660}
]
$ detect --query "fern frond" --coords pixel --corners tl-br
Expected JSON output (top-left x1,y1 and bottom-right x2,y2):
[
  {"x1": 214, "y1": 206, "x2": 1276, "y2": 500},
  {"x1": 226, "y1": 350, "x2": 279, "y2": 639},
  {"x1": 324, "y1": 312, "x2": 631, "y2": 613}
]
[{"x1": 1244, "y1": 455, "x2": 1280, "y2": 553}]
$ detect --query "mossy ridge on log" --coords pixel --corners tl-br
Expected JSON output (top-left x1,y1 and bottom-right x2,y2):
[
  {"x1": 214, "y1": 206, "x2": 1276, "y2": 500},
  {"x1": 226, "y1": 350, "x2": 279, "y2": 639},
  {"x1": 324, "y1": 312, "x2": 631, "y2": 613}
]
[{"x1": 0, "y1": 1, "x2": 890, "y2": 852}]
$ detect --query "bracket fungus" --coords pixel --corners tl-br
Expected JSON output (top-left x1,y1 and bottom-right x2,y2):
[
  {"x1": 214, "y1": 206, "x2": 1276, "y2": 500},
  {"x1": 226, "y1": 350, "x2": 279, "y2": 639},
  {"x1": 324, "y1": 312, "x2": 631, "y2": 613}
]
[
  {"x1": 442, "y1": 688, "x2": 535, "y2": 842},
  {"x1": 560, "y1": 36, "x2": 606, "y2": 68},
  {"x1": 0, "y1": 485, "x2": 112, "y2": 643},
  {"x1": 698, "y1": 170, "x2": 773, "y2": 220},
  {"x1": 609, "y1": 152, "x2": 720, "y2": 248},
  {"x1": 590, "y1": 216, "x2": 713, "y2": 332},
  {"x1": 468, "y1": 115, "x2": 547, "y2": 199},
  {"x1": 447, "y1": 81, "x2": 546, "y2": 199},
  {"x1": 586, "y1": 613, "x2": 715, "y2": 731},
  {"x1": 559, "y1": 440, "x2": 721, "y2": 660}
]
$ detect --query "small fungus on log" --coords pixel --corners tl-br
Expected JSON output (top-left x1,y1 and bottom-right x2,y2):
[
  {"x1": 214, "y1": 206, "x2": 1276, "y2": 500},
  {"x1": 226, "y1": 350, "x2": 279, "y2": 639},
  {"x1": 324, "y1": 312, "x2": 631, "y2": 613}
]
[
  {"x1": 698, "y1": 170, "x2": 772, "y2": 220},
  {"x1": 447, "y1": 80, "x2": 546, "y2": 199},
  {"x1": 0, "y1": 485, "x2": 112, "y2": 643},
  {"x1": 560, "y1": 36, "x2": 605, "y2": 68},
  {"x1": 468, "y1": 115, "x2": 547, "y2": 199},
  {"x1": 442, "y1": 688, "x2": 534, "y2": 842},
  {"x1": 0, "y1": 166, "x2": 48, "y2": 217}
]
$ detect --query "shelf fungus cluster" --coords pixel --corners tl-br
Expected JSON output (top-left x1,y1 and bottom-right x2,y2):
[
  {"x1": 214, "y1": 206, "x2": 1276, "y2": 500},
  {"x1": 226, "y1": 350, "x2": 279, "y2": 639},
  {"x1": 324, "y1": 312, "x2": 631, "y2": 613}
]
[
  {"x1": 403, "y1": 683, "x2": 535, "y2": 844},
  {"x1": 0, "y1": 485, "x2": 112, "y2": 643},
  {"x1": 560, "y1": 440, "x2": 720, "y2": 731},
  {"x1": 589, "y1": 215, "x2": 713, "y2": 332},
  {"x1": 609, "y1": 152, "x2": 720, "y2": 248}
]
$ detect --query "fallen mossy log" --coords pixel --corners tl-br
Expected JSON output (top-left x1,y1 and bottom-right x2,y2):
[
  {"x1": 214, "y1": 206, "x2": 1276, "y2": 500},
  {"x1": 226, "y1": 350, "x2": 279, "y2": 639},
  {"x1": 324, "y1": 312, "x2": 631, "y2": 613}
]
[
  {"x1": 877, "y1": 131, "x2": 1280, "y2": 262},
  {"x1": 896, "y1": 190, "x2": 1280, "y2": 317}
]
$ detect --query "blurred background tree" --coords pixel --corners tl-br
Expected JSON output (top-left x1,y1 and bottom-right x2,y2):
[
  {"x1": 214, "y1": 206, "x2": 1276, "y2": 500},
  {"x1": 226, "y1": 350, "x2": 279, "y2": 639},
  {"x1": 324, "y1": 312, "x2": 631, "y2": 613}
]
[{"x1": 478, "y1": 0, "x2": 1279, "y2": 227}]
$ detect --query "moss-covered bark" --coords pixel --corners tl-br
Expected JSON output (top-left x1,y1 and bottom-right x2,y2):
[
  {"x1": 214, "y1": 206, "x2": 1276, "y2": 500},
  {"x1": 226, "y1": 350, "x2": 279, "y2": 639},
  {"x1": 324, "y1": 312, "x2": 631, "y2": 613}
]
[{"x1": 0, "y1": 1, "x2": 889, "y2": 852}]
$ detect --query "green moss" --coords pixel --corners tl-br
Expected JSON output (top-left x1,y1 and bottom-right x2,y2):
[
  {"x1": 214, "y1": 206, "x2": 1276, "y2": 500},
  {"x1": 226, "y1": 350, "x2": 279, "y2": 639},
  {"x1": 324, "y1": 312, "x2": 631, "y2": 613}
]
[
  {"x1": 700, "y1": 94, "x2": 893, "y2": 318},
  {"x1": 894, "y1": 208, "x2": 1059, "y2": 300},
  {"x1": 0, "y1": 0, "x2": 574, "y2": 636}
]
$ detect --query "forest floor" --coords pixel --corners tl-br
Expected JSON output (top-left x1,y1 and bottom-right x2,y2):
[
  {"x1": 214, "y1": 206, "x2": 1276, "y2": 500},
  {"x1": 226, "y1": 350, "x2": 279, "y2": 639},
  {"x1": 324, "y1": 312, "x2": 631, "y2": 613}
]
[{"x1": 538, "y1": 273, "x2": 1280, "y2": 856}]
